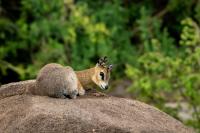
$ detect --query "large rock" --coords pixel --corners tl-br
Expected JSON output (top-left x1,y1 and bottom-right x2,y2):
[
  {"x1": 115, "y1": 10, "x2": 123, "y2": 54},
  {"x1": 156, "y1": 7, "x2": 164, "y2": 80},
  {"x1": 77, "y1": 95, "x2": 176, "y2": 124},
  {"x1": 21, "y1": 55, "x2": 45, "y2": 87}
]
[{"x1": 0, "y1": 81, "x2": 193, "y2": 133}]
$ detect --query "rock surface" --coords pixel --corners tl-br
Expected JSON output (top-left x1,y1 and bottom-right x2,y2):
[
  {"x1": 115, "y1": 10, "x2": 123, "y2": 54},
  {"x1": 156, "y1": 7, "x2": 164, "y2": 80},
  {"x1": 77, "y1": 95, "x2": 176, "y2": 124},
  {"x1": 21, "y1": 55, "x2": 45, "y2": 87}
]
[{"x1": 0, "y1": 81, "x2": 194, "y2": 133}]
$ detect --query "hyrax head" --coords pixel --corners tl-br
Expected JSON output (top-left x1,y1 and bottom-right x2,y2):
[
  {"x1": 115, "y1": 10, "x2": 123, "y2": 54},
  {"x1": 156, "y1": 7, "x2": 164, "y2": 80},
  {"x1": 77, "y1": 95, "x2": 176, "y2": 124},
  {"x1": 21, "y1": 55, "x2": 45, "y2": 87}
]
[{"x1": 92, "y1": 56, "x2": 113, "y2": 90}]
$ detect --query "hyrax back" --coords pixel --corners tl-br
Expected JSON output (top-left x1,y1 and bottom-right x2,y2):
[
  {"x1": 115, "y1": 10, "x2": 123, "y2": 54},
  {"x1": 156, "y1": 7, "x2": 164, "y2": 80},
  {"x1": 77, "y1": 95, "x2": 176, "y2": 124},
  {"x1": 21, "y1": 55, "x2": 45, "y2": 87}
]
[{"x1": 34, "y1": 63, "x2": 78, "y2": 99}]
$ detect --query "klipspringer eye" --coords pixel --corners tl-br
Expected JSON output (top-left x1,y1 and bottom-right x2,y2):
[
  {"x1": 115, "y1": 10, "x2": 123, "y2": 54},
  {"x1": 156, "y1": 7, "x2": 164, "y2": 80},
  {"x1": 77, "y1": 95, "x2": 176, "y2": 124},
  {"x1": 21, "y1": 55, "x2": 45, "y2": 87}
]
[{"x1": 100, "y1": 72, "x2": 104, "y2": 80}]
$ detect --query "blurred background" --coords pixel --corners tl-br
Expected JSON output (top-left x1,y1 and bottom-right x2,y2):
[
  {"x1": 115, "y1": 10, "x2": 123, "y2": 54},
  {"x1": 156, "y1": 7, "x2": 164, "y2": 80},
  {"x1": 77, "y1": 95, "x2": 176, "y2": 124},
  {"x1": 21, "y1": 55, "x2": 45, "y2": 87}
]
[{"x1": 0, "y1": 0, "x2": 200, "y2": 131}]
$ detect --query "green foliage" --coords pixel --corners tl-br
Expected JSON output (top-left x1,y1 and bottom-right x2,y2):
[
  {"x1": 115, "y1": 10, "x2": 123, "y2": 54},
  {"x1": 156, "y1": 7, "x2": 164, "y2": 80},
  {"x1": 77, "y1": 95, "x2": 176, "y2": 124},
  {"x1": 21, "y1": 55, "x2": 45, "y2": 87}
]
[
  {"x1": 0, "y1": 0, "x2": 134, "y2": 79},
  {"x1": 180, "y1": 18, "x2": 200, "y2": 46},
  {"x1": 1, "y1": 0, "x2": 200, "y2": 130},
  {"x1": 126, "y1": 17, "x2": 200, "y2": 130}
]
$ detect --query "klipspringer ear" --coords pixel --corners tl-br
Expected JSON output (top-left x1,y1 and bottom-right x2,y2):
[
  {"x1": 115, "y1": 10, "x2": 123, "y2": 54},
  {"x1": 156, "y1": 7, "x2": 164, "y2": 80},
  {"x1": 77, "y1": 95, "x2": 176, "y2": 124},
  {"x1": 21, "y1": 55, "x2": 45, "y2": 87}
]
[{"x1": 108, "y1": 64, "x2": 113, "y2": 71}]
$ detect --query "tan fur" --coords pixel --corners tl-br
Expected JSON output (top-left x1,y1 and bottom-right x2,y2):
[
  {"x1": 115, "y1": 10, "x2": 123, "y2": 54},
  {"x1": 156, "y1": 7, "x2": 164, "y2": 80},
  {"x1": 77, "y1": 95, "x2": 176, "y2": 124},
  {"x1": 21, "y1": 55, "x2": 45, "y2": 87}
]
[
  {"x1": 76, "y1": 68, "x2": 95, "y2": 88},
  {"x1": 76, "y1": 64, "x2": 111, "y2": 91}
]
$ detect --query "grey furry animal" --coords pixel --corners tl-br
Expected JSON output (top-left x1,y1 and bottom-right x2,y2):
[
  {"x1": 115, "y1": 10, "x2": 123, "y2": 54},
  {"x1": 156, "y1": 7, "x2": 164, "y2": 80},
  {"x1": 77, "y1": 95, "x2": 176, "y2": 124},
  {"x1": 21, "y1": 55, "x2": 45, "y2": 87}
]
[{"x1": 32, "y1": 63, "x2": 78, "y2": 99}]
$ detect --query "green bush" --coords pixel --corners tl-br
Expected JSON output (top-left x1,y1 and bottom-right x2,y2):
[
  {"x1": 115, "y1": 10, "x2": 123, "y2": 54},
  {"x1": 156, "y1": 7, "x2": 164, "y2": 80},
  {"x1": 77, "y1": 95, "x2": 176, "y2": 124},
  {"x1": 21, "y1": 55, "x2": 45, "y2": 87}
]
[
  {"x1": 126, "y1": 17, "x2": 200, "y2": 130},
  {"x1": 0, "y1": 0, "x2": 133, "y2": 80}
]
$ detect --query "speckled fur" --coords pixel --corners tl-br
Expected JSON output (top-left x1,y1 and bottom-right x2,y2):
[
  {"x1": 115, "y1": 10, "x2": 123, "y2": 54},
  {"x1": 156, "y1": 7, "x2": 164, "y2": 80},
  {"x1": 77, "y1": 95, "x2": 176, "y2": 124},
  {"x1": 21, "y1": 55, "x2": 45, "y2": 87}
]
[{"x1": 33, "y1": 63, "x2": 78, "y2": 99}]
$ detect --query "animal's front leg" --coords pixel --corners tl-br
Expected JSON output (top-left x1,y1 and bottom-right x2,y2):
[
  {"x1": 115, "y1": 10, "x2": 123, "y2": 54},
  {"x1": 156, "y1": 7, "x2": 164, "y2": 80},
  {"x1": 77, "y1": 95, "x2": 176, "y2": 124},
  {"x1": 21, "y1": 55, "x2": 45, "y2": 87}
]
[
  {"x1": 85, "y1": 88, "x2": 107, "y2": 97},
  {"x1": 77, "y1": 80, "x2": 85, "y2": 96},
  {"x1": 92, "y1": 91, "x2": 107, "y2": 97}
]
